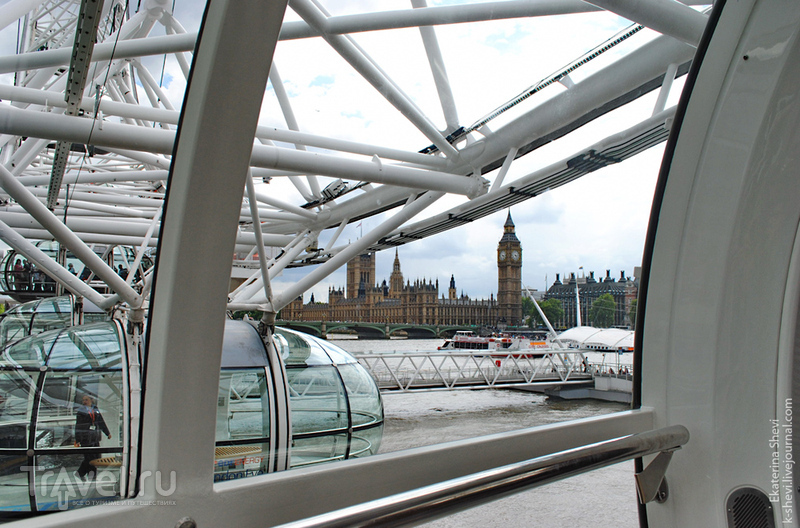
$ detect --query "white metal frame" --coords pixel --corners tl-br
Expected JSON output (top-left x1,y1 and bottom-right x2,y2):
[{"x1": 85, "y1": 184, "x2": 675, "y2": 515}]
[
  {"x1": 357, "y1": 351, "x2": 591, "y2": 391},
  {"x1": 8, "y1": 0, "x2": 783, "y2": 526},
  {"x1": 640, "y1": 0, "x2": 800, "y2": 525},
  {"x1": 0, "y1": 0, "x2": 709, "y2": 315}
]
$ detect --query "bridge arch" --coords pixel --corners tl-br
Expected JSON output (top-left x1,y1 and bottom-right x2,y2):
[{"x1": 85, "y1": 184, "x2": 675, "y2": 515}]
[
  {"x1": 276, "y1": 321, "x2": 485, "y2": 340},
  {"x1": 326, "y1": 323, "x2": 386, "y2": 339},
  {"x1": 388, "y1": 326, "x2": 437, "y2": 339}
]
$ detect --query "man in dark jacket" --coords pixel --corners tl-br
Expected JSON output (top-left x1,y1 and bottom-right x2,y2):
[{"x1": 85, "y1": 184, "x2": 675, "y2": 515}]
[{"x1": 74, "y1": 395, "x2": 112, "y2": 479}]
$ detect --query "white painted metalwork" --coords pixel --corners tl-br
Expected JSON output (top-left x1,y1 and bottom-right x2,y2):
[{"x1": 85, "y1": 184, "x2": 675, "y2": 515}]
[
  {"x1": 0, "y1": 0, "x2": 702, "y2": 316},
  {"x1": 356, "y1": 351, "x2": 592, "y2": 391},
  {"x1": 275, "y1": 425, "x2": 689, "y2": 528},
  {"x1": 14, "y1": 0, "x2": 798, "y2": 526},
  {"x1": 641, "y1": 1, "x2": 800, "y2": 525}
]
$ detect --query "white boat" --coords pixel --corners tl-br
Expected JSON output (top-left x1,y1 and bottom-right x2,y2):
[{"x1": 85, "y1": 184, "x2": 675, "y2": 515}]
[
  {"x1": 437, "y1": 331, "x2": 551, "y2": 362},
  {"x1": 437, "y1": 331, "x2": 518, "y2": 350}
]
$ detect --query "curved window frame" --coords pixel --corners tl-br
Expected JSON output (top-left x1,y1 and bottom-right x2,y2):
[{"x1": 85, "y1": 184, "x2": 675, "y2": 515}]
[
  {"x1": 282, "y1": 328, "x2": 385, "y2": 467},
  {"x1": 0, "y1": 317, "x2": 384, "y2": 511},
  {"x1": 213, "y1": 367, "x2": 274, "y2": 483},
  {"x1": 0, "y1": 320, "x2": 129, "y2": 514},
  {"x1": 285, "y1": 361, "x2": 384, "y2": 467},
  {"x1": 0, "y1": 296, "x2": 109, "y2": 351}
]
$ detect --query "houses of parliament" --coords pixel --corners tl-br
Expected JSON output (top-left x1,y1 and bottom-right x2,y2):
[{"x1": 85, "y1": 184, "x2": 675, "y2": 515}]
[{"x1": 281, "y1": 213, "x2": 523, "y2": 327}]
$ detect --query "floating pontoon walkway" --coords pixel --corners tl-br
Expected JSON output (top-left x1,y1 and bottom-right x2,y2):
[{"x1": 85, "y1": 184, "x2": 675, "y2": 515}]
[{"x1": 355, "y1": 350, "x2": 594, "y2": 392}]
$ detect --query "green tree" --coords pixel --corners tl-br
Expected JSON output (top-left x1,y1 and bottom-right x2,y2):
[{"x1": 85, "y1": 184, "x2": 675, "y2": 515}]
[
  {"x1": 628, "y1": 299, "x2": 638, "y2": 327},
  {"x1": 589, "y1": 293, "x2": 616, "y2": 328},
  {"x1": 529, "y1": 298, "x2": 564, "y2": 328},
  {"x1": 521, "y1": 296, "x2": 536, "y2": 327}
]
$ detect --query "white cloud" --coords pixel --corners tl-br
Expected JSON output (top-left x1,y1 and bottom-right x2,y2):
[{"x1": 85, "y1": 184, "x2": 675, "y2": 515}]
[
  {"x1": 0, "y1": 1, "x2": 684, "y2": 307},
  {"x1": 245, "y1": 3, "x2": 685, "y2": 305}
]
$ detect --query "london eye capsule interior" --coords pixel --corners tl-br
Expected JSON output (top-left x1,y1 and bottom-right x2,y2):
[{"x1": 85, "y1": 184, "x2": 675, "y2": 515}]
[
  {"x1": 0, "y1": 242, "x2": 153, "y2": 303},
  {"x1": 0, "y1": 299, "x2": 383, "y2": 517}
]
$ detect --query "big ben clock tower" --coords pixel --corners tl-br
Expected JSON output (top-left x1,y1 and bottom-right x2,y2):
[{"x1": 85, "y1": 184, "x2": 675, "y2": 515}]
[{"x1": 497, "y1": 211, "x2": 522, "y2": 326}]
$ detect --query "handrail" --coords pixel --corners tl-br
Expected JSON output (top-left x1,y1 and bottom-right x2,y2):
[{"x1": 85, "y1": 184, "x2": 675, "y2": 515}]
[
  {"x1": 356, "y1": 350, "x2": 595, "y2": 391},
  {"x1": 276, "y1": 424, "x2": 689, "y2": 528}
]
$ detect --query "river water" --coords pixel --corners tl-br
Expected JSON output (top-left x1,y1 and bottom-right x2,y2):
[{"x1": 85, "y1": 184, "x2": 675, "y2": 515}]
[{"x1": 331, "y1": 337, "x2": 640, "y2": 528}]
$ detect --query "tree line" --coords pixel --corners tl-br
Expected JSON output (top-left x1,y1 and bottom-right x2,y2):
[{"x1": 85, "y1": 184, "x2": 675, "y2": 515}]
[{"x1": 522, "y1": 295, "x2": 638, "y2": 328}]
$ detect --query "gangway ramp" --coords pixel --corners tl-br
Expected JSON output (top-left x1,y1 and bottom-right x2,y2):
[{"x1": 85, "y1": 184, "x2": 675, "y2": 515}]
[{"x1": 355, "y1": 350, "x2": 593, "y2": 392}]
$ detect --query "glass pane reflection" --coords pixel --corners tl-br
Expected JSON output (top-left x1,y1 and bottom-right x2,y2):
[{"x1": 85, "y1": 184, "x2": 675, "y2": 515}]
[
  {"x1": 214, "y1": 370, "x2": 270, "y2": 483},
  {"x1": 217, "y1": 370, "x2": 270, "y2": 442},
  {"x1": 275, "y1": 328, "x2": 333, "y2": 366},
  {"x1": 0, "y1": 371, "x2": 36, "y2": 449},
  {"x1": 34, "y1": 454, "x2": 120, "y2": 512},
  {"x1": 0, "y1": 314, "x2": 29, "y2": 349},
  {"x1": 213, "y1": 443, "x2": 270, "y2": 483},
  {"x1": 287, "y1": 366, "x2": 347, "y2": 435},
  {"x1": 29, "y1": 313, "x2": 72, "y2": 338},
  {"x1": 47, "y1": 325, "x2": 123, "y2": 370},
  {"x1": 0, "y1": 454, "x2": 29, "y2": 512},
  {"x1": 350, "y1": 427, "x2": 383, "y2": 458},
  {"x1": 36, "y1": 372, "x2": 122, "y2": 452},
  {"x1": 337, "y1": 364, "x2": 383, "y2": 427},
  {"x1": 290, "y1": 434, "x2": 348, "y2": 468},
  {"x1": 5, "y1": 332, "x2": 57, "y2": 368}
]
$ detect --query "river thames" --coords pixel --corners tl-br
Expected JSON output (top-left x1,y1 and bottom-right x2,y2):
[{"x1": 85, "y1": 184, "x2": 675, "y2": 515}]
[{"x1": 332, "y1": 336, "x2": 639, "y2": 528}]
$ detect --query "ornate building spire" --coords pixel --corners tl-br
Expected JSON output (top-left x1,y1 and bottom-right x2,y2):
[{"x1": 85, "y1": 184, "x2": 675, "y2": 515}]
[
  {"x1": 500, "y1": 210, "x2": 520, "y2": 243},
  {"x1": 289, "y1": 221, "x2": 522, "y2": 328},
  {"x1": 497, "y1": 210, "x2": 522, "y2": 326},
  {"x1": 389, "y1": 248, "x2": 404, "y2": 298}
]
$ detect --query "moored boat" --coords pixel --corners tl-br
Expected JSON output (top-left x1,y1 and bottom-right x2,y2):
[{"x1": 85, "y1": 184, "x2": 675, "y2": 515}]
[
  {"x1": 437, "y1": 330, "x2": 513, "y2": 350},
  {"x1": 437, "y1": 331, "x2": 550, "y2": 358}
]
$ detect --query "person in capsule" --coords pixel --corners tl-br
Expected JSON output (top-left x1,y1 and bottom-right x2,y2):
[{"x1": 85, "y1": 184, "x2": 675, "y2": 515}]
[{"x1": 74, "y1": 394, "x2": 112, "y2": 479}]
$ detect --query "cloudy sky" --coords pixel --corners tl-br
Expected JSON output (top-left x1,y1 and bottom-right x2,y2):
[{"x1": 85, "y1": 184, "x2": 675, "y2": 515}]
[
  {"x1": 238, "y1": 1, "x2": 686, "y2": 302},
  {"x1": 0, "y1": 0, "x2": 689, "y2": 303}
]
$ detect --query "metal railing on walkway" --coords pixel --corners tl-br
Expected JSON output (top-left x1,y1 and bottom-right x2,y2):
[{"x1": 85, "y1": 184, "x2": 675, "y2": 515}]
[{"x1": 356, "y1": 350, "x2": 593, "y2": 391}]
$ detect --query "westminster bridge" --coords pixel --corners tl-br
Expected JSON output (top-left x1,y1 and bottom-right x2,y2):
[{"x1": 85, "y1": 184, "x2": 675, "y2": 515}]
[{"x1": 275, "y1": 320, "x2": 481, "y2": 339}]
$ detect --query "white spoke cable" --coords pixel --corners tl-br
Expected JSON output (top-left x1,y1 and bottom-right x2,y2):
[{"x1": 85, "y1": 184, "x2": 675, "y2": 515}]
[
  {"x1": 268, "y1": 191, "x2": 442, "y2": 311},
  {"x1": 291, "y1": 0, "x2": 459, "y2": 160},
  {"x1": 245, "y1": 169, "x2": 273, "y2": 303},
  {"x1": 269, "y1": 65, "x2": 320, "y2": 199}
]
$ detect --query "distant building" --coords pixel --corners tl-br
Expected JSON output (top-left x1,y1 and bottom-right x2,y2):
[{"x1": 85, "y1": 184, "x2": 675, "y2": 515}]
[
  {"x1": 523, "y1": 288, "x2": 545, "y2": 302},
  {"x1": 544, "y1": 270, "x2": 639, "y2": 329},
  {"x1": 497, "y1": 212, "x2": 523, "y2": 327},
  {"x1": 281, "y1": 214, "x2": 527, "y2": 327}
]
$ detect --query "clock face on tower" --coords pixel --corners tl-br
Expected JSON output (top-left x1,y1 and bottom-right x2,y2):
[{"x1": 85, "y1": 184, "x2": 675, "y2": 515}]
[
  {"x1": 499, "y1": 250, "x2": 506, "y2": 261},
  {"x1": 511, "y1": 250, "x2": 519, "y2": 261}
]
